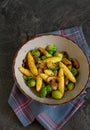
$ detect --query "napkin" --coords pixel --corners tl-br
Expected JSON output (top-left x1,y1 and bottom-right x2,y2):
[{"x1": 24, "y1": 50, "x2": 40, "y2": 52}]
[{"x1": 8, "y1": 26, "x2": 90, "y2": 130}]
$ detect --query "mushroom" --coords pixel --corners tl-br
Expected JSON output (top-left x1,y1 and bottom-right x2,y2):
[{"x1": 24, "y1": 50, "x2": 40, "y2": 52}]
[
  {"x1": 46, "y1": 76, "x2": 59, "y2": 90},
  {"x1": 22, "y1": 57, "x2": 29, "y2": 69},
  {"x1": 61, "y1": 51, "x2": 69, "y2": 58},
  {"x1": 72, "y1": 58, "x2": 80, "y2": 69},
  {"x1": 38, "y1": 61, "x2": 47, "y2": 69},
  {"x1": 61, "y1": 58, "x2": 72, "y2": 66}
]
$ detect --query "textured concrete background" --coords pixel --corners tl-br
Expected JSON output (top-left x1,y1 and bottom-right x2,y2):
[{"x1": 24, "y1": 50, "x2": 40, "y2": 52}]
[{"x1": 0, "y1": 0, "x2": 90, "y2": 130}]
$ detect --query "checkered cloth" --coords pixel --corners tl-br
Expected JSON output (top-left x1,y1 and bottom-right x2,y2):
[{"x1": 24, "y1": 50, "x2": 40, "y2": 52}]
[{"x1": 8, "y1": 26, "x2": 90, "y2": 130}]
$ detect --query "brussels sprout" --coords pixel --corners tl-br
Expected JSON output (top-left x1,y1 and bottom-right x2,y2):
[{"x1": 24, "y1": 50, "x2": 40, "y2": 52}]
[
  {"x1": 31, "y1": 49, "x2": 41, "y2": 58},
  {"x1": 71, "y1": 67, "x2": 79, "y2": 76},
  {"x1": 41, "y1": 55, "x2": 47, "y2": 60},
  {"x1": 52, "y1": 69, "x2": 58, "y2": 75},
  {"x1": 67, "y1": 83, "x2": 75, "y2": 90},
  {"x1": 52, "y1": 90, "x2": 63, "y2": 99},
  {"x1": 27, "y1": 79, "x2": 36, "y2": 87},
  {"x1": 48, "y1": 50, "x2": 54, "y2": 55},
  {"x1": 23, "y1": 75, "x2": 32, "y2": 81},
  {"x1": 46, "y1": 85, "x2": 52, "y2": 92},
  {"x1": 65, "y1": 87, "x2": 68, "y2": 91},
  {"x1": 54, "y1": 52, "x2": 63, "y2": 59},
  {"x1": 46, "y1": 44, "x2": 58, "y2": 54},
  {"x1": 68, "y1": 57, "x2": 73, "y2": 61},
  {"x1": 39, "y1": 86, "x2": 47, "y2": 97}
]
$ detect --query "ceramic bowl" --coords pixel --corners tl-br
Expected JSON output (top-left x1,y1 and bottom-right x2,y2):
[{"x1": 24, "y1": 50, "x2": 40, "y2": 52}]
[{"x1": 13, "y1": 34, "x2": 89, "y2": 105}]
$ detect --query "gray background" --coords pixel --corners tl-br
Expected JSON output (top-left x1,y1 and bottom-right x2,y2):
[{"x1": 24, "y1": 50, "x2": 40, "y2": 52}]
[{"x1": 0, "y1": 0, "x2": 90, "y2": 130}]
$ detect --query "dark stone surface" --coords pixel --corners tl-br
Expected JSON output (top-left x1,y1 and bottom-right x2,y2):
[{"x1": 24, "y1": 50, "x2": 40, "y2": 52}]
[{"x1": 0, "y1": 0, "x2": 90, "y2": 130}]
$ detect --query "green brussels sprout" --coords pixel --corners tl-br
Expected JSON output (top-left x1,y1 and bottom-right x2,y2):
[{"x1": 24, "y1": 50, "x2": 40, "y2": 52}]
[
  {"x1": 54, "y1": 52, "x2": 63, "y2": 59},
  {"x1": 31, "y1": 49, "x2": 41, "y2": 58},
  {"x1": 65, "y1": 87, "x2": 68, "y2": 91},
  {"x1": 52, "y1": 90, "x2": 63, "y2": 99},
  {"x1": 46, "y1": 44, "x2": 58, "y2": 54},
  {"x1": 71, "y1": 67, "x2": 79, "y2": 76},
  {"x1": 67, "y1": 57, "x2": 73, "y2": 61},
  {"x1": 48, "y1": 50, "x2": 54, "y2": 55},
  {"x1": 46, "y1": 85, "x2": 52, "y2": 92},
  {"x1": 67, "y1": 83, "x2": 75, "y2": 91},
  {"x1": 52, "y1": 69, "x2": 58, "y2": 75},
  {"x1": 39, "y1": 86, "x2": 47, "y2": 97},
  {"x1": 27, "y1": 79, "x2": 36, "y2": 87},
  {"x1": 23, "y1": 75, "x2": 32, "y2": 81},
  {"x1": 41, "y1": 55, "x2": 47, "y2": 60}
]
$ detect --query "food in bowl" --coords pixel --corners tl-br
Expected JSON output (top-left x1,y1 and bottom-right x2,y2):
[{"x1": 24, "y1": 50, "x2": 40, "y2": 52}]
[
  {"x1": 18, "y1": 44, "x2": 80, "y2": 99},
  {"x1": 13, "y1": 35, "x2": 89, "y2": 105}
]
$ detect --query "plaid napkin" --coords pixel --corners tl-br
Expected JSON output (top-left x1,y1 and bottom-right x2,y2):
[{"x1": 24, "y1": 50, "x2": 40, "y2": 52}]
[{"x1": 8, "y1": 26, "x2": 90, "y2": 130}]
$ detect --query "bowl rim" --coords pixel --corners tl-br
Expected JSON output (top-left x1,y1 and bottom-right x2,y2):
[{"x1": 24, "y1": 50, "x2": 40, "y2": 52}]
[{"x1": 13, "y1": 34, "x2": 90, "y2": 106}]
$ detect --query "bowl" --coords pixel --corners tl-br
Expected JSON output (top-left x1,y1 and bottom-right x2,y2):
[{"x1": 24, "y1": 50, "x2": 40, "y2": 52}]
[{"x1": 13, "y1": 34, "x2": 90, "y2": 105}]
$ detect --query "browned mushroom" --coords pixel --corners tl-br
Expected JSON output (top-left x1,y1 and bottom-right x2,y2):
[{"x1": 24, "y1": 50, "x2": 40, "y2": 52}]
[
  {"x1": 38, "y1": 61, "x2": 47, "y2": 69},
  {"x1": 46, "y1": 76, "x2": 59, "y2": 90},
  {"x1": 22, "y1": 57, "x2": 29, "y2": 69},
  {"x1": 61, "y1": 51, "x2": 69, "y2": 58},
  {"x1": 72, "y1": 58, "x2": 80, "y2": 69},
  {"x1": 61, "y1": 58, "x2": 72, "y2": 66}
]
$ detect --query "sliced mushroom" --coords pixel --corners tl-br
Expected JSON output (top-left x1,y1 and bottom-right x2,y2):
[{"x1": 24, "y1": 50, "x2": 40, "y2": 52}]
[
  {"x1": 38, "y1": 61, "x2": 47, "y2": 69},
  {"x1": 72, "y1": 58, "x2": 80, "y2": 69},
  {"x1": 61, "y1": 51, "x2": 69, "y2": 58},
  {"x1": 51, "y1": 79, "x2": 58, "y2": 90},
  {"x1": 22, "y1": 57, "x2": 29, "y2": 69},
  {"x1": 46, "y1": 76, "x2": 59, "y2": 90},
  {"x1": 61, "y1": 58, "x2": 72, "y2": 66}
]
